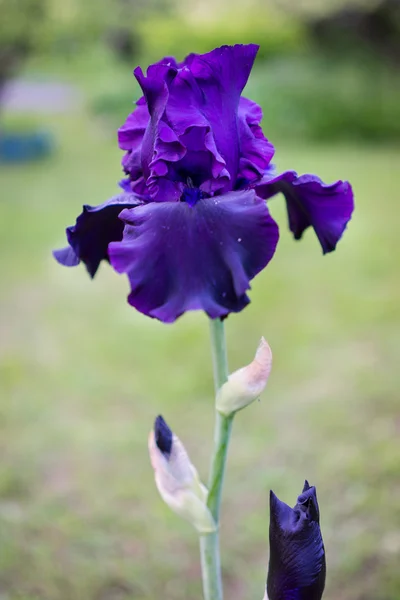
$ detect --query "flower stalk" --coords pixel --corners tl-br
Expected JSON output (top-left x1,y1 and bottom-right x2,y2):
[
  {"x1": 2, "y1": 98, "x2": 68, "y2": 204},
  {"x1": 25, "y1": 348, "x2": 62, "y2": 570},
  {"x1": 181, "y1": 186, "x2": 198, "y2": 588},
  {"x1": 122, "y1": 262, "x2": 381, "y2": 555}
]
[{"x1": 199, "y1": 318, "x2": 234, "y2": 600}]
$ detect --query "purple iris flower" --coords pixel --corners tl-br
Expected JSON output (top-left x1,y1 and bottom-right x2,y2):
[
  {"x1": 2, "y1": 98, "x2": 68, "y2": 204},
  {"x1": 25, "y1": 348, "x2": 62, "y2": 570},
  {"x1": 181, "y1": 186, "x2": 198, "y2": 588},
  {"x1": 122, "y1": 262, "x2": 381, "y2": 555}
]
[
  {"x1": 267, "y1": 481, "x2": 326, "y2": 600},
  {"x1": 54, "y1": 44, "x2": 354, "y2": 323}
]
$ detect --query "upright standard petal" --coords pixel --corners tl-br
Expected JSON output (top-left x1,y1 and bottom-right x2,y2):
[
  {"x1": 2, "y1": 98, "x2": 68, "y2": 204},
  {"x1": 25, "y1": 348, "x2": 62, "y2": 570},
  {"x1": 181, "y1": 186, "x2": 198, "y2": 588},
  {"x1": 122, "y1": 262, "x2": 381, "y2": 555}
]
[
  {"x1": 186, "y1": 44, "x2": 260, "y2": 186},
  {"x1": 108, "y1": 189, "x2": 279, "y2": 323},
  {"x1": 164, "y1": 65, "x2": 231, "y2": 194},
  {"x1": 255, "y1": 169, "x2": 354, "y2": 254},
  {"x1": 53, "y1": 193, "x2": 143, "y2": 278},
  {"x1": 121, "y1": 45, "x2": 260, "y2": 202},
  {"x1": 267, "y1": 481, "x2": 326, "y2": 600},
  {"x1": 134, "y1": 63, "x2": 187, "y2": 201}
]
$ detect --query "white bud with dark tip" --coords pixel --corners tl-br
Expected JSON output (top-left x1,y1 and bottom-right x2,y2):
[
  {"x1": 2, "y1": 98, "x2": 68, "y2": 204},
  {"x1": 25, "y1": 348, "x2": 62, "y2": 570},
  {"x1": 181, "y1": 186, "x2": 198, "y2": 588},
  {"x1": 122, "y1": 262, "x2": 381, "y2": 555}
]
[
  {"x1": 148, "y1": 416, "x2": 216, "y2": 533},
  {"x1": 216, "y1": 337, "x2": 272, "y2": 416}
]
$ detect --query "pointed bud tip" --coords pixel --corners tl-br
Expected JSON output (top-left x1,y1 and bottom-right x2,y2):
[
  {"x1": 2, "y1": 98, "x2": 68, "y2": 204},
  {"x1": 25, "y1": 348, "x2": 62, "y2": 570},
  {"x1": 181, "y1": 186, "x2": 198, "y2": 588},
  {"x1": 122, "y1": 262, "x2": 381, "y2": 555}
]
[
  {"x1": 297, "y1": 482, "x2": 320, "y2": 523},
  {"x1": 154, "y1": 415, "x2": 173, "y2": 457},
  {"x1": 257, "y1": 336, "x2": 272, "y2": 357},
  {"x1": 255, "y1": 337, "x2": 272, "y2": 376},
  {"x1": 269, "y1": 489, "x2": 293, "y2": 523}
]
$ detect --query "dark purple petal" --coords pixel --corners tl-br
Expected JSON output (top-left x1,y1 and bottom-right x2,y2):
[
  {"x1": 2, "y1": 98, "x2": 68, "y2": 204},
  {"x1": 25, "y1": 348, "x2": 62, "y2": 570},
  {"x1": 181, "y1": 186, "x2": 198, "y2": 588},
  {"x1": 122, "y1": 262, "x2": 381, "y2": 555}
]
[
  {"x1": 108, "y1": 189, "x2": 279, "y2": 323},
  {"x1": 53, "y1": 193, "x2": 143, "y2": 278},
  {"x1": 255, "y1": 169, "x2": 354, "y2": 253},
  {"x1": 267, "y1": 483, "x2": 326, "y2": 600},
  {"x1": 237, "y1": 97, "x2": 275, "y2": 183}
]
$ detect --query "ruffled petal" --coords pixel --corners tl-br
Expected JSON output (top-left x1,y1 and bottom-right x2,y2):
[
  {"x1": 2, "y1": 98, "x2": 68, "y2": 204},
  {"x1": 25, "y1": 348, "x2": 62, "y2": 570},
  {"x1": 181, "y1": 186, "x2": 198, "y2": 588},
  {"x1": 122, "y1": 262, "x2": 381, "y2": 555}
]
[
  {"x1": 237, "y1": 97, "x2": 275, "y2": 183},
  {"x1": 108, "y1": 189, "x2": 279, "y2": 323},
  {"x1": 118, "y1": 97, "x2": 149, "y2": 152},
  {"x1": 185, "y1": 44, "x2": 259, "y2": 186},
  {"x1": 165, "y1": 66, "x2": 230, "y2": 193},
  {"x1": 123, "y1": 45, "x2": 260, "y2": 202},
  {"x1": 118, "y1": 98, "x2": 150, "y2": 191},
  {"x1": 267, "y1": 483, "x2": 326, "y2": 600},
  {"x1": 133, "y1": 64, "x2": 187, "y2": 201},
  {"x1": 255, "y1": 169, "x2": 354, "y2": 253},
  {"x1": 53, "y1": 193, "x2": 143, "y2": 278}
]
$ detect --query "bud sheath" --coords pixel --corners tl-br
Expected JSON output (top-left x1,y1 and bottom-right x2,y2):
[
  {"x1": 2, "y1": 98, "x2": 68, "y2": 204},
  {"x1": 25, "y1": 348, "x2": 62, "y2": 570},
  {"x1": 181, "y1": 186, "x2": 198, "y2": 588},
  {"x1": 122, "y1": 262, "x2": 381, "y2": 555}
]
[
  {"x1": 149, "y1": 416, "x2": 216, "y2": 533},
  {"x1": 216, "y1": 337, "x2": 272, "y2": 416}
]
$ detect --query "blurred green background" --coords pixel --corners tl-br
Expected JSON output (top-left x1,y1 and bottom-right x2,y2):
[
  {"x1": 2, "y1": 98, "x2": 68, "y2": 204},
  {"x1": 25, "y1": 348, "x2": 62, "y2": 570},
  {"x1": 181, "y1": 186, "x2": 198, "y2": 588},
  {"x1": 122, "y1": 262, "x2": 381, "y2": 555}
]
[{"x1": 1, "y1": 0, "x2": 399, "y2": 598}]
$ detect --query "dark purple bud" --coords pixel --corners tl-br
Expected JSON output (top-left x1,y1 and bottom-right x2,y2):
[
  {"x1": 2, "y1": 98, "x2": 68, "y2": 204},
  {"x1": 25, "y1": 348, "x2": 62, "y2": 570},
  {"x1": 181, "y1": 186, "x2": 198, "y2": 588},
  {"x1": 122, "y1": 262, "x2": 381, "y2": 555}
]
[
  {"x1": 154, "y1": 415, "x2": 173, "y2": 458},
  {"x1": 267, "y1": 482, "x2": 326, "y2": 600}
]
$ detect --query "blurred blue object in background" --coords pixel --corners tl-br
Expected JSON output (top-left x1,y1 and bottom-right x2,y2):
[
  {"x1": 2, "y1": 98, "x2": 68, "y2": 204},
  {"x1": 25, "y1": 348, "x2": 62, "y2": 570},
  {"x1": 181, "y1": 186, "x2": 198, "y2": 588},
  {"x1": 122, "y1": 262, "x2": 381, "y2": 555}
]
[{"x1": 0, "y1": 129, "x2": 54, "y2": 163}]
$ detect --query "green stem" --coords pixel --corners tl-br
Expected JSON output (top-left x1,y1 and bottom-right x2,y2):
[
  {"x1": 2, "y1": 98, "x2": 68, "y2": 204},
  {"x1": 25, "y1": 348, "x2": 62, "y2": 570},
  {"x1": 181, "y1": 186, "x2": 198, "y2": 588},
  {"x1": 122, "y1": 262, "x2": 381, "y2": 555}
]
[
  {"x1": 199, "y1": 533, "x2": 222, "y2": 600},
  {"x1": 199, "y1": 318, "x2": 235, "y2": 600},
  {"x1": 207, "y1": 411, "x2": 234, "y2": 522},
  {"x1": 209, "y1": 317, "x2": 229, "y2": 393}
]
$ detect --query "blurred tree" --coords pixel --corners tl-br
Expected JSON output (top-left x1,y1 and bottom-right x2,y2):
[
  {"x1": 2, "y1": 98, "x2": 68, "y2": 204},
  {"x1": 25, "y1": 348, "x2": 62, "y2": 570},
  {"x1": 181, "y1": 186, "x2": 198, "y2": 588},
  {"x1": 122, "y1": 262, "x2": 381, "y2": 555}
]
[
  {"x1": 272, "y1": 0, "x2": 400, "y2": 62},
  {"x1": 309, "y1": 0, "x2": 400, "y2": 62},
  {"x1": 0, "y1": 0, "x2": 46, "y2": 104},
  {"x1": 103, "y1": 0, "x2": 173, "y2": 61}
]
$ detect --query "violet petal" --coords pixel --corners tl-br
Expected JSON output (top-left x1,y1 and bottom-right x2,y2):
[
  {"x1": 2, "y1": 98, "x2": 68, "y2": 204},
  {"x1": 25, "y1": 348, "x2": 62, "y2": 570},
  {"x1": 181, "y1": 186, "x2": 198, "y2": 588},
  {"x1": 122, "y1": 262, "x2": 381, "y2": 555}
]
[
  {"x1": 255, "y1": 170, "x2": 354, "y2": 253},
  {"x1": 109, "y1": 189, "x2": 279, "y2": 323}
]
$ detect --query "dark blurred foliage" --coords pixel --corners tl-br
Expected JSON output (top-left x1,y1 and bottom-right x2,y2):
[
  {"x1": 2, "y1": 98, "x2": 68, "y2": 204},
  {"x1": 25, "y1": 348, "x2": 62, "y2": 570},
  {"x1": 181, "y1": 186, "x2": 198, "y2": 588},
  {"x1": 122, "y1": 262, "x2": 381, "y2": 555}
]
[
  {"x1": 0, "y1": 0, "x2": 173, "y2": 91},
  {"x1": 100, "y1": 0, "x2": 173, "y2": 62},
  {"x1": 309, "y1": 0, "x2": 400, "y2": 63},
  {"x1": 0, "y1": 0, "x2": 46, "y2": 100}
]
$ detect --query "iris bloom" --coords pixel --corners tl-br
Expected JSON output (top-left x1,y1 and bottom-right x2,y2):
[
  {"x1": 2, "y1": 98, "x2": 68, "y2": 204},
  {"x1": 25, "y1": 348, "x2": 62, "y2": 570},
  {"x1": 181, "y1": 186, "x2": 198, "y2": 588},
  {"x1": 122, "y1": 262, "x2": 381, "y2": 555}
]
[
  {"x1": 266, "y1": 481, "x2": 326, "y2": 600},
  {"x1": 54, "y1": 44, "x2": 354, "y2": 323}
]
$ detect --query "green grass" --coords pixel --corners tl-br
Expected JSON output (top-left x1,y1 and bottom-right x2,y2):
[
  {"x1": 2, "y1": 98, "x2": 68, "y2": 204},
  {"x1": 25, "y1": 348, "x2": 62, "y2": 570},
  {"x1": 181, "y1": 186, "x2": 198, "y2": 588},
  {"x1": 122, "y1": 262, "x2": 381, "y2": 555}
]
[{"x1": 1, "y1": 99, "x2": 400, "y2": 599}]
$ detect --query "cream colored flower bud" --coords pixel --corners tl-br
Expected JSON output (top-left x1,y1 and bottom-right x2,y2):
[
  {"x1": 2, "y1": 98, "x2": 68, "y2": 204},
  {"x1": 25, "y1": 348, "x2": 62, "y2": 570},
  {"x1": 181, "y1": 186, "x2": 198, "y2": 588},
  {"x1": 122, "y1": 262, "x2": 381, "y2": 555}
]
[
  {"x1": 216, "y1": 337, "x2": 272, "y2": 416},
  {"x1": 148, "y1": 416, "x2": 216, "y2": 533}
]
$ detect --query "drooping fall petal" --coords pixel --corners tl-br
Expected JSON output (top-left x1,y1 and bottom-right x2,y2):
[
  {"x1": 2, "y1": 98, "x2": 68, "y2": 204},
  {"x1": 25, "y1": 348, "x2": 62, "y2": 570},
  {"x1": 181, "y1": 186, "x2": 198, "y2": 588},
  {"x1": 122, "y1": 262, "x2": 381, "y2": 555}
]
[{"x1": 109, "y1": 189, "x2": 279, "y2": 323}]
